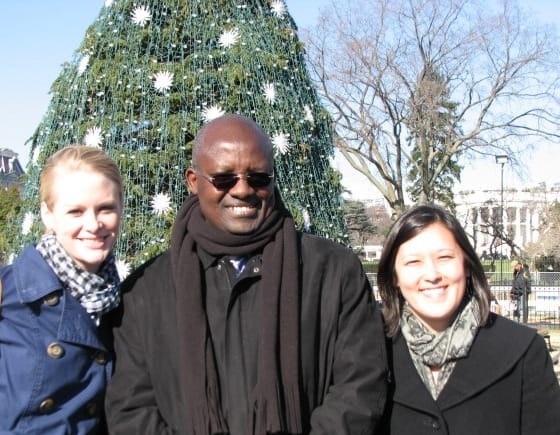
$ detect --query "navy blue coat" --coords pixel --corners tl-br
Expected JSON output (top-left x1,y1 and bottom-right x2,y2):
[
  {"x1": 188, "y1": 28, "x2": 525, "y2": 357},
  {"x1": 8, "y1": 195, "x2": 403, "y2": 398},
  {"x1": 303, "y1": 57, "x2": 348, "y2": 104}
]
[{"x1": 0, "y1": 245, "x2": 113, "y2": 434}]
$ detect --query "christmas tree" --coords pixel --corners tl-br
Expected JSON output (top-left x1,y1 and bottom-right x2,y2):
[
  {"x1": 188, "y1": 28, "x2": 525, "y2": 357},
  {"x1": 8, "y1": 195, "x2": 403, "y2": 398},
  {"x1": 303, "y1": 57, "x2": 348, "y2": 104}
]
[{"x1": 8, "y1": 0, "x2": 347, "y2": 274}]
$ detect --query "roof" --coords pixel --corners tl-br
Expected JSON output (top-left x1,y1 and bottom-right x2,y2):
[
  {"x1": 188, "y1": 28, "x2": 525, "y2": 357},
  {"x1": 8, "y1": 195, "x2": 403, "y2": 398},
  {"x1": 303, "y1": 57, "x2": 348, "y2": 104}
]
[{"x1": 0, "y1": 148, "x2": 25, "y2": 188}]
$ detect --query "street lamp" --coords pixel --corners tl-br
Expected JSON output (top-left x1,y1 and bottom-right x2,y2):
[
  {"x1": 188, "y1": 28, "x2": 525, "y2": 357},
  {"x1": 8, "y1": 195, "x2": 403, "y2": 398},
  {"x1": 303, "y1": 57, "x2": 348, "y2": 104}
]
[{"x1": 495, "y1": 155, "x2": 509, "y2": 286}]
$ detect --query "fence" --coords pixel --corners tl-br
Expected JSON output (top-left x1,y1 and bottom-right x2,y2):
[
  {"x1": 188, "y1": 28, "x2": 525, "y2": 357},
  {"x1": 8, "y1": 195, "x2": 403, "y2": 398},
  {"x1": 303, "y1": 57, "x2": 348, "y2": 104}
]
[{"x1": 366, "y1": 272, "x2": 560, "y2": 328}]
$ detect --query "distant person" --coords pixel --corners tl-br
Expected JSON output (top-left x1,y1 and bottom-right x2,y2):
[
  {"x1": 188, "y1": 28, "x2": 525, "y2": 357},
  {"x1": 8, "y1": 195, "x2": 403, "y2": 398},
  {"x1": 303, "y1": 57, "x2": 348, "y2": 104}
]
[
  {"x1": 510, "y1": 261, "x2": 531, "y2": 322},
  {"x1": 106, "y1": 114, "x2": 388, "y2": 434},
  {"x1": 0, "y1": 146, "x2": 124, "y2": 434},
  {"x1": 377, "y1": 205, "x2": 560, "y2": 435}
]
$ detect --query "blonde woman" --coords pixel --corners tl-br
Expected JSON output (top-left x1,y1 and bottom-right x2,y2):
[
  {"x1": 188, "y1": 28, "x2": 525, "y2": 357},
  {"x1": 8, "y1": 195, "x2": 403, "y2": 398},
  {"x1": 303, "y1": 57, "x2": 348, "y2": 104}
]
[{"x1": 0, "y1": 145, "x2": 124, "y2": 434}]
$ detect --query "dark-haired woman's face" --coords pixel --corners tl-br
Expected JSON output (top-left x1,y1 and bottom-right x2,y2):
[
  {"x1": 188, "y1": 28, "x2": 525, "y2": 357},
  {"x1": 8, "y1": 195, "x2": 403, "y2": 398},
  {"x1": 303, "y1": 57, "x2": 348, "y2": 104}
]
[{"x1": 394, "y1": 222, "x2": 467, "y2": 332}]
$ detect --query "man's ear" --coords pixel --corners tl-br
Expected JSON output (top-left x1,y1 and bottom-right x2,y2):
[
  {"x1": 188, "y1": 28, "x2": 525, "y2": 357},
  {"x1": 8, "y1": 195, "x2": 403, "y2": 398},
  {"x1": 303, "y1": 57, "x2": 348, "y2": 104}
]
[
  {"x1": 185, "y1": 168, "x2": 198, "y2": 194},
  {"x1": 40, "y1": 201, "x2": 54, "y2": 231}
]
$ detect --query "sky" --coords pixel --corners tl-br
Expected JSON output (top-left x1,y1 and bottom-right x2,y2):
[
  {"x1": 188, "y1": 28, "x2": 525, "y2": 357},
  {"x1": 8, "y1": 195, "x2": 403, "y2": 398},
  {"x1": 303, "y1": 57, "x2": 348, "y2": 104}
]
[{"x1": 0, "y1": 0, "x2": 558, "y2": 200}]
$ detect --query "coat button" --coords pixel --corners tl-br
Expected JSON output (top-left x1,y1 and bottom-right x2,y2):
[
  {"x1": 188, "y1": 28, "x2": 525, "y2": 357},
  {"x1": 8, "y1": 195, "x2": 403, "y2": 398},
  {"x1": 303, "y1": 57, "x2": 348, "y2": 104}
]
[
  {"x1": 43, "y1": 292, "x2": 60, "y2": 306},
  {"x1": 431, "y1": 419, "x2": 441, "y2": 430},
  {"x1": 86, "y1": 401, "x2": 98, "y2": 416},
  {"x1": 93, "y1": 350, "x2": 108, "y2": 365},
  {"x1": 39, "y1": 398, "x2": 55, "y2": 413},
  {"x1": 47, "y1": 342, "x2": 65, "y2": 359}
]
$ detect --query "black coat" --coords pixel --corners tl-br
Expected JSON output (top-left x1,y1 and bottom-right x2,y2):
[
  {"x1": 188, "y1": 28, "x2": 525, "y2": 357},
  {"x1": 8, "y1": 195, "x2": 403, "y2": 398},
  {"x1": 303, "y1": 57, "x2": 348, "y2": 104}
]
[
  {"x1": 381, "y1": 314, "x2": 560, "y2": 435},
  {"x1": 106, "y1": 233, "x2": 388, "y2": 434},
  {"x1": 511, "y1": 267, "x2": 531, "y2": 297}
]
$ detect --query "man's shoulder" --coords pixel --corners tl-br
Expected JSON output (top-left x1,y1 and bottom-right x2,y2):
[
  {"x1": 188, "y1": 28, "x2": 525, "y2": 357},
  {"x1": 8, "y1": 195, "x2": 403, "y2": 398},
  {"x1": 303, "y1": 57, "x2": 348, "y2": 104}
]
[
  {"x1": 299, "y1": 232, "x2": 354, "y2": 254},
  {"x1": 121, "y1": 251, "x2": 171, "y2": 293},
  {"x1": 298, "y1": 232, "x2": 361, "y2": 266}
]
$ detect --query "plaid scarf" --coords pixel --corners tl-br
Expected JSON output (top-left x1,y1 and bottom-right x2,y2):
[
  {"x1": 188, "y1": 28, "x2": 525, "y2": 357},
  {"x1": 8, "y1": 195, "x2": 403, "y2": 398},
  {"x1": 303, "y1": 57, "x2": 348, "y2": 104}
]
[{"x1": 36, "y1": 233, "x2": 121, "y2": 325}]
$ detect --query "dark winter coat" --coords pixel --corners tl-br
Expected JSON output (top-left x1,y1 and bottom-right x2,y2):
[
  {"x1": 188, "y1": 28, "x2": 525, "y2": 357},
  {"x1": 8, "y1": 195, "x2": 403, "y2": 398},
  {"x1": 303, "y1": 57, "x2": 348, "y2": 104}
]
[
  {"x1": 105, "y1": 233, "x2": 388, "y2": 434},
  {"x1": 381, "y1": 314, "x2": 560, "y2": 435},
  {"x1": 511, "y1": 267, "x2": 531, "y2": 297}
]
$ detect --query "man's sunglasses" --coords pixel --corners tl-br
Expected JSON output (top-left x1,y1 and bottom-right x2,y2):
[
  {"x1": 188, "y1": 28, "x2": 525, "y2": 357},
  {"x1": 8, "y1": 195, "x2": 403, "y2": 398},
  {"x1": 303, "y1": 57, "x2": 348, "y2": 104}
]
[{"x1": 197, "y1": 171, "x2": 275, "y2": 190}]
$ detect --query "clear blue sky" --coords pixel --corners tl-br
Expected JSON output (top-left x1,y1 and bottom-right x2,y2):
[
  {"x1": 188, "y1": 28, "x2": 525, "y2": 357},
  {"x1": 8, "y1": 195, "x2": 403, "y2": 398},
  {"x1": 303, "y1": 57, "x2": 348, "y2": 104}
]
[{"x1": 0, "y1": 0, "x2": 558, "y2": 197}]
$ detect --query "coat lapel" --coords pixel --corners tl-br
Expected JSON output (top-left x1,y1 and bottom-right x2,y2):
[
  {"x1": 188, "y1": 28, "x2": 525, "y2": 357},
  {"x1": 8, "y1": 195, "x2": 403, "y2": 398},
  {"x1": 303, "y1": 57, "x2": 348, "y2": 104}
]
[
  {"x1": 437, "y1": 315, "x2": 534, "y2": 410},
  {"x1": 391, "y1": 332, "x2": 441, "y2": 415},
  {"x1": 57, "y1": 291, "x2": 107, "y2": 350}
]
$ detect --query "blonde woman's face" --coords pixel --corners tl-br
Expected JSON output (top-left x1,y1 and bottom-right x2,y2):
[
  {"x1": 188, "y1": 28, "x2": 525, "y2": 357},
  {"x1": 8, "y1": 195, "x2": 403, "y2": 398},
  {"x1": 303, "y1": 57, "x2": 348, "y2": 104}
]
[
  {"x1": 394, "y1": 222, "x2": 467, "y2": 333},
  {"x1": 40, "y1": 170, "x2": 122, "y2": 273}
]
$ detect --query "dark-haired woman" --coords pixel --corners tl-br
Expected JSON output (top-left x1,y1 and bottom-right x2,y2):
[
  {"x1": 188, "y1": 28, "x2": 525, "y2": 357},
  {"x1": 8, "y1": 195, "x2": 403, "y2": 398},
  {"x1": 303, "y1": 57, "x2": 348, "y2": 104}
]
[{"x1": 378, "y1": 205, "x2": 560, "y2": 435}]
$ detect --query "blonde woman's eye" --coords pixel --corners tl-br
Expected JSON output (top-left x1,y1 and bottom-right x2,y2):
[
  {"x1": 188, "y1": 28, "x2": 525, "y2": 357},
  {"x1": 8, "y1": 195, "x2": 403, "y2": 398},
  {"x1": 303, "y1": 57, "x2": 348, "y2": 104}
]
[{"x1": 100, "y1": 203, "x2": 118, "y2": 212}]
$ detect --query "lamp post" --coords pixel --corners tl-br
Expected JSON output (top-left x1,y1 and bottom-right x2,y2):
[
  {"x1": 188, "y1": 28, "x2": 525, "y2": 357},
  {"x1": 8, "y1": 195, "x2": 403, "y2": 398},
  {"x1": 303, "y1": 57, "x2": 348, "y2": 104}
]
[{"x1": 495, "y1": 155, "x2": 509, "y2": 286}]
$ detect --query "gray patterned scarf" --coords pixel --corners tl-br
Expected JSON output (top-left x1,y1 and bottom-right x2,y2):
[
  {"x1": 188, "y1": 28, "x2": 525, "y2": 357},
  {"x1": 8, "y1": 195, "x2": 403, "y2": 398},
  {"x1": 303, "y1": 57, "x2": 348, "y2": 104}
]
[
  {"x1": 36, "y1": 233, "x2": 121, "y2": 325},
  {"x1": 400, "y1": 297, "x2": 480, "y2": 399}
]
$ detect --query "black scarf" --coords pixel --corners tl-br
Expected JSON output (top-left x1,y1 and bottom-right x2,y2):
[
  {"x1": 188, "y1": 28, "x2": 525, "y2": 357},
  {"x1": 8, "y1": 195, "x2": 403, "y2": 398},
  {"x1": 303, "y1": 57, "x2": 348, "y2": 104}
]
[{"x1": 170, "y1": 193, "x2": 303, "y2": 435}]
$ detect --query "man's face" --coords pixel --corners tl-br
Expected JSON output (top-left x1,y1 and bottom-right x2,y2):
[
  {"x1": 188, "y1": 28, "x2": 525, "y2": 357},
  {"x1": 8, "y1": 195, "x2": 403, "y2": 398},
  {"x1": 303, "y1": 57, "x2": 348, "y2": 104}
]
[{"x1": 186, "y1": 119, "x2": 275, "y2": 234}]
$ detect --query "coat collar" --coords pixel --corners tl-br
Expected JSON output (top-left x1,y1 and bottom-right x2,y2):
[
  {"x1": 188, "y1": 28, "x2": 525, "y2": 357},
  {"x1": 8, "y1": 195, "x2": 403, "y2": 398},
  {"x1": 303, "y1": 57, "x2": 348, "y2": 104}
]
[
  {"x1": 391, "y1": 315, "x2": 535, "y2": 411},
  {"x1": 13, "y1": 245, "x2": 62, "y2": 303},
  {"x1": 12, "y1": 245, "x2": 108, "y2": 350}
]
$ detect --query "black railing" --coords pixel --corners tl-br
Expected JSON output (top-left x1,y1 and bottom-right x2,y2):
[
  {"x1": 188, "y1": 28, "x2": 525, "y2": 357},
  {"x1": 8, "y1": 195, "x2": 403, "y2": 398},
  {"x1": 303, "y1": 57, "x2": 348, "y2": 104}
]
[{"x1": 366, "y1": 272, "x2": 560, "y2": 328}]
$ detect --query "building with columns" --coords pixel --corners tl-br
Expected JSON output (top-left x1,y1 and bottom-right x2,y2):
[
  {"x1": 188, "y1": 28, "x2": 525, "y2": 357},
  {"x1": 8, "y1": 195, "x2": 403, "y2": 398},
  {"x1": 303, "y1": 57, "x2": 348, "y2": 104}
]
[{"x1": 455, "y1": 185, "x2": 560, "y2": 258}]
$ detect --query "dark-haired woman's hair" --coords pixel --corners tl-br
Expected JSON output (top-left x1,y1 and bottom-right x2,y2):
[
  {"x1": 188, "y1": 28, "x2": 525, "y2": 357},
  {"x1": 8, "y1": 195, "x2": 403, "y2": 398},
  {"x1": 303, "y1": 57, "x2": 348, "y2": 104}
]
[{"x1": 377, "y1": 205, "x2": 492, "y2": 337}]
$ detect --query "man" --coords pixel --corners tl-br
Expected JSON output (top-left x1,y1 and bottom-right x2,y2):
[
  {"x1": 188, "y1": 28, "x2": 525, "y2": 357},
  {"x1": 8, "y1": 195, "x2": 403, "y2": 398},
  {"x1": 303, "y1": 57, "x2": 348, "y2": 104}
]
[
  {"x1": 510, "y1": 261, "x2": 531, "y2": 322},
  {"x1": 105, "y1": 114, "x2": 388, "y2": 434}
]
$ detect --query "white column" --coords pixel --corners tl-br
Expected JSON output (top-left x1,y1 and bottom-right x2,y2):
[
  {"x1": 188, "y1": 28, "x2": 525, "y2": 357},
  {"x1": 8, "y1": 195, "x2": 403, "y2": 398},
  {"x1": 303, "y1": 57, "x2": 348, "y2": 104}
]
[{"x1": 515, "y1": 205, "x2": 522, "y2": 249}]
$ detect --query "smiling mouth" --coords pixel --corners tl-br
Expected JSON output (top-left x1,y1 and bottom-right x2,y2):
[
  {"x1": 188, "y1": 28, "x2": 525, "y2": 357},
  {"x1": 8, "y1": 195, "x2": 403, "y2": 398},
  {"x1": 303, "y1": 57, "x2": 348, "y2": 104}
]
[
  {"x1": 421, "y1": 287, "x2": 446, "y2": 297},
  {"x1": 79, "y1": 237, "x2": 108, "y2": 248},
  {"x1": 227, "y1": 205, "x2": 258, "y2": 216}
]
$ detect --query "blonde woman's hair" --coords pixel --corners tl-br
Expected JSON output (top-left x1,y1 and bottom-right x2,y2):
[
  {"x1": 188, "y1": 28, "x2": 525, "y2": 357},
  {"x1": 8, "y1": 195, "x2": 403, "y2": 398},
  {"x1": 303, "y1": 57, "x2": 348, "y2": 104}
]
[{"x1": 40, "y1": 145, "x2": 124, "y2": 209}]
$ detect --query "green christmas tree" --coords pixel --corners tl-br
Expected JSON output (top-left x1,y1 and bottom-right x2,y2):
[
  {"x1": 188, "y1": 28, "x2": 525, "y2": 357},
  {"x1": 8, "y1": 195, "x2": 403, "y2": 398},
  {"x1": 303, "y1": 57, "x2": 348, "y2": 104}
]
[{"x1": 8, "y1": 0, "x2": 347, "y2": 274}]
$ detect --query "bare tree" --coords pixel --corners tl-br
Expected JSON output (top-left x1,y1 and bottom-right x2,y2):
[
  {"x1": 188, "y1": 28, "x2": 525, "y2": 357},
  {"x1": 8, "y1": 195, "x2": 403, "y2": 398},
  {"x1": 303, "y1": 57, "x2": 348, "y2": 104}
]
[
  {"x1": 476, "y1": 199, "x2": 519, "y2": 259},
  {"x1": 302, "y1": 0, "x2": 560, "y2": 215},
  {"x1": 525, "y1": 201, "x2": 560, "y2": 258},
  {"x1": 365, "y1": 203, "x2": 393, "y2": 244}
]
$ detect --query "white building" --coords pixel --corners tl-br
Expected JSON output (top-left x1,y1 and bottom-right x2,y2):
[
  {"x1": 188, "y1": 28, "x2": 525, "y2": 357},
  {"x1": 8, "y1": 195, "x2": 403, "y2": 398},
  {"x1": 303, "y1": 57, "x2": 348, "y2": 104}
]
[
  {"x1": 362, "y1": 245, "x2": 383, "y2": 261},
  {"x1": 455, "y1": 185, "x2": 560, "y2": 257}
]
